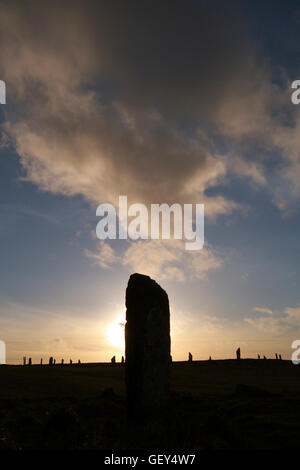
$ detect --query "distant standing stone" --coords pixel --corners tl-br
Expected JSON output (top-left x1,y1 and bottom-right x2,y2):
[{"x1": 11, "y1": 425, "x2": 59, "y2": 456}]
[
  {"x1": 188, "y1": 352, "x2": 193, "y2": 362},
  {"x1": 28, "y1": 357, "x2": 32, "y2": 366},
  {"x1": 236, "y1": 347, "x2": 241, "y2": 360},
  {"x1": 111, "y1": 355, "x2": 116, "y2": 364},
  {"x1": 125, "y1": 273, "x2": 171, "y2": 420}
]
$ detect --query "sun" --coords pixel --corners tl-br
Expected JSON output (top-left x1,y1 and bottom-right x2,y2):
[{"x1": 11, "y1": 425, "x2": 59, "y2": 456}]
[{"x1": 107, "y1": 314, "x2": 125, "y2": 349}]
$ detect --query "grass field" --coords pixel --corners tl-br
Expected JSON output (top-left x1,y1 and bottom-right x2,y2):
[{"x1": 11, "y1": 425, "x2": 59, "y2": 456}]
[{"x1": 0, "y1": 359, "x2": 299, "y2": 450}]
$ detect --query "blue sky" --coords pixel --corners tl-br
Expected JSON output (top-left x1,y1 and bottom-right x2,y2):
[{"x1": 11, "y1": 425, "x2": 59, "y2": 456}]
[{"x1": 0, "y1": 0, "x2": 300, "y2": 363}]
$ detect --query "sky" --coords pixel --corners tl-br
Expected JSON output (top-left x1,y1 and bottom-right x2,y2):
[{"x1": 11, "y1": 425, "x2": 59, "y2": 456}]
[{"x1": 0, "y1": 0, "x2": 300, "y2": 363}]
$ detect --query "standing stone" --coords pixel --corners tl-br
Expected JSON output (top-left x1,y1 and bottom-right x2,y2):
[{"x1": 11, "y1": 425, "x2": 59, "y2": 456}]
[
  {"x1": 121, "y1": 356, "x2": 125, "y2": 364},
  {"x1": 275, "y1": 353, "x2": 278, "y2": 360},
  {"x1": 70, "y1": 359, "x2": 72, "y2": 364},
  {"x1": 258, "y1": 354, "x2": 260, "y2": 359},
  {"x1": 28, "y1": 357, "x2": 32, "y2": 366},
  {"x1": 236, "y1": 347, "x2": 241, "y2": 360},
  {"x1": 263, "y1": 355, "x2": 267, "y2": 360},
  {"x1": 279, "y1": 354, "x2": 282, "y2": 360},
  {"x1": 49, "y1": 356, "x2": 53, "y2": 365},
  {"x1": 40, "y1": 358, "x2": 43, "y2": 365},
  {"x1": 78, "y1": 359, "x2": 81, "y2": 364},
  {"x1": 188, "y1": 352, "x2": 193, "y2": 362},
  {"x1": 61, "y1": 359, "x2": 64, "y2": 365},
  {"x1": 209, "y1": 356, "x2": 212, "y2": 361},
  {"x1": 54, "y1": 359, "x2": 56, "y2": 365},
  {"x1": 23, "y1": 356, "x2": 26, "y2": 366},
  {"x1": 111, "y1": 356, "x2": 116, "y2": 364},
  {"x1": 125, "y1": 273, "x2": 171, "y2": 420}
]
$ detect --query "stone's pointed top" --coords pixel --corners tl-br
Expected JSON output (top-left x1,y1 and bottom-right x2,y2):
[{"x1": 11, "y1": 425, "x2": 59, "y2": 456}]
[
  {"x1": 127, "y1": 273, "x2": 164, "y2": 289},
  {"x1": 129, "y1": 273, "x2": 151, "y2": 281},
  {"x1": 128, "y1": 272, "x2": 165, "y2": 281},
  {"x1": 126, "y1": 273, "x2": 168, "y2": 311}
]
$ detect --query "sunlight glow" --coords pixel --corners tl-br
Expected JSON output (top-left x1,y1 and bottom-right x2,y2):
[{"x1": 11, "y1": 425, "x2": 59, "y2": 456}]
[{"x1": 106, "y1": 314, "x2": 125, "y2": 349}]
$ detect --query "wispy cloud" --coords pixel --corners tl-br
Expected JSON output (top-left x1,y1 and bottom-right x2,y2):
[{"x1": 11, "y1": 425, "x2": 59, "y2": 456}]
[
  {"x1": 245, "y1": 304, "x2": 300, "y2": 334},
  {"x1": 85, "y1": 240, "x2": 223, "y2": 282},
  {"x1": 253, "y1": 307, "x2": 273, "y2": 315},
  {"x1": 85, "y1": 241, "x2": 119, "y2": 269}
]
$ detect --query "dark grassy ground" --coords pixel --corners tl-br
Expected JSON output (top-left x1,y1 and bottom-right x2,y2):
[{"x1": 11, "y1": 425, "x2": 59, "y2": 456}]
[{"x1": 0, "y1": 359, "x2": 299, "y2": 450}]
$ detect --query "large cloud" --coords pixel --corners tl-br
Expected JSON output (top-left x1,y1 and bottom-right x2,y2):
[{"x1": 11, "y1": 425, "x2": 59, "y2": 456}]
[
  {"x1": 0, "y1": 0, "x2": 279, "y2": 213},
  {"x1": 0, "y1": 0, "x2": 300, "y2": 282}
]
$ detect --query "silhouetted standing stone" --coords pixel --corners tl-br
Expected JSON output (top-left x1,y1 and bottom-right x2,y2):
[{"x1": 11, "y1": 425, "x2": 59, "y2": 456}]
[
  {"x1": 28, "y1": 357, "x2": 32, "y2": 366},
  {"x1": 275, "y1": 353, "x2": 278, "y2": 360},
  {"x1": 209, "y1": 356, "x2": 212, "y2": 361},
  {"x1": 258, "y1": 354, "x2": 260, "y2": 359},
  {"x1": 236, "y1": 347, "x2": 241, "y2": 360},
  {"x1": 111, "y1": 356, "x2": 116, "y2": 364},
  {"x1": 23, "y1": 356, "x2": 26, "y2": 366},
  {"x1": 121, "y1": 356, "x2": 125, "y2": 364},
  {"x1": 54, "y1": 359, "x2": 56, "y2": 365},
  {"x1": 78, "y1": 359, "x2": 81, "y2": 364},
  {"x1": 125, "y1": 273, "x2": 171, "y2": 420},
  {"x1": 40, "y1": 358, "x2": 43, "y2": 365},
  {"x1": 279, "y1": 354, "x2": 282, "y2": 360},
  {"x1": 188, "y1": 352, "x2": 193, "y2": 362},
  {"x1": 263, "y1": 355, "x2": 267, "y2": 360},
  {"x1": 49, "y1": 356, "x2": 53, "y2": 365},
  {"x1": 61, "y1": 359, "x2": 64, "y2": 365},
  {"x1": 70, "y1": 359, "x2": 72, "y2": 364}
]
